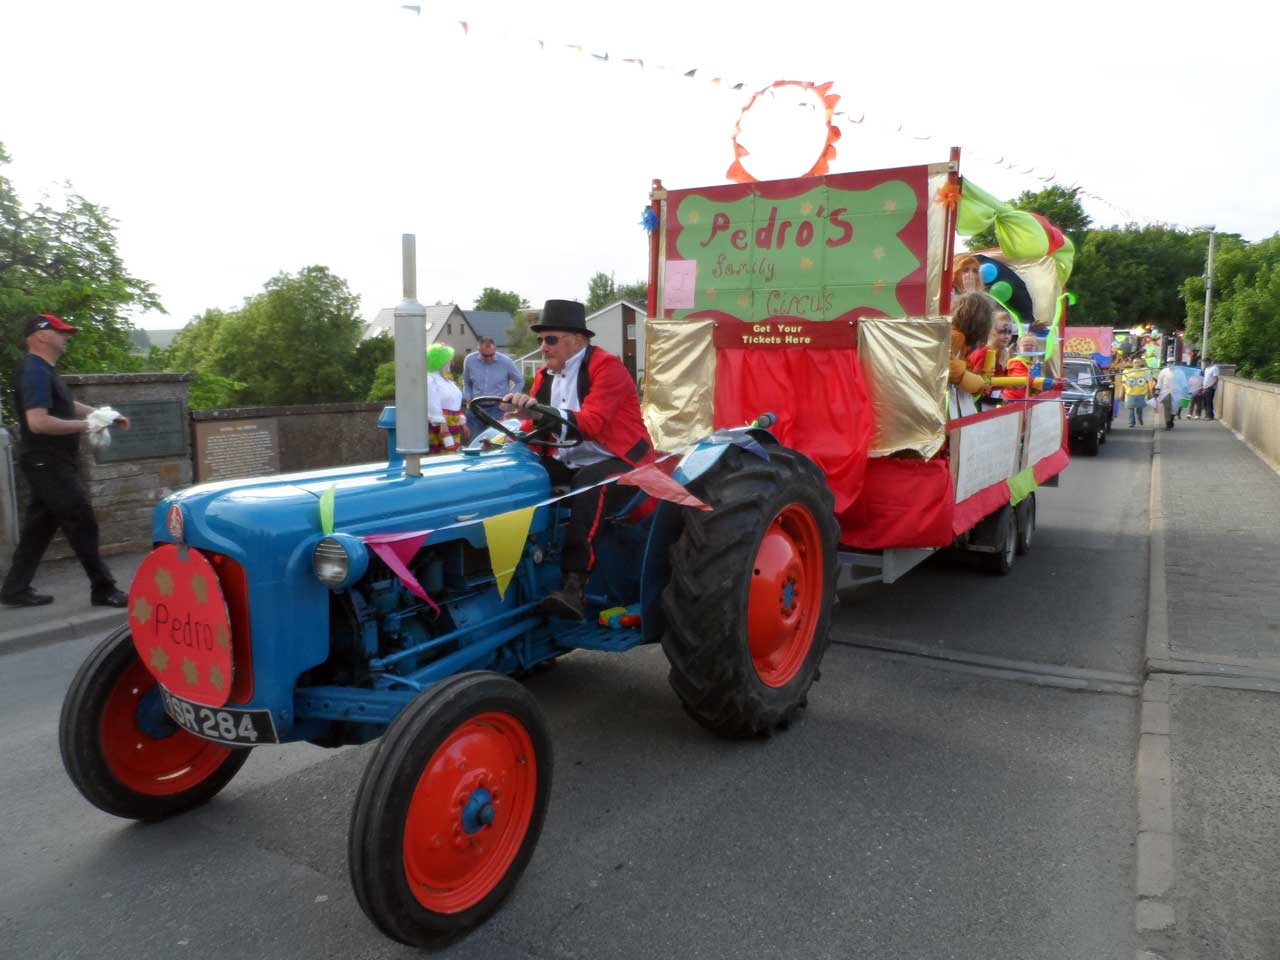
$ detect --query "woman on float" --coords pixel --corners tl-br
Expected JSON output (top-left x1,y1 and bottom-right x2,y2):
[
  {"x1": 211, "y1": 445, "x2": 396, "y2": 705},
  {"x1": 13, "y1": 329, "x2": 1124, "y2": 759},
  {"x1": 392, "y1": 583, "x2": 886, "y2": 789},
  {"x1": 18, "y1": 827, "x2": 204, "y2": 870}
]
[{"x1": 426, "y1": 343, "x2": 467, "y2": 454}]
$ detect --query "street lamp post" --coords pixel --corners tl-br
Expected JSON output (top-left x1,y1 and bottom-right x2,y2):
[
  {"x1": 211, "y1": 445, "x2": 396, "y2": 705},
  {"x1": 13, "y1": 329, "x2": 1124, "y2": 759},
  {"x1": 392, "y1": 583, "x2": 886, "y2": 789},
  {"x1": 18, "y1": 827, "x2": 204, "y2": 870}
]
[{"x1": 1200, "y1": 226, "x2": 1216, "y2": 365}]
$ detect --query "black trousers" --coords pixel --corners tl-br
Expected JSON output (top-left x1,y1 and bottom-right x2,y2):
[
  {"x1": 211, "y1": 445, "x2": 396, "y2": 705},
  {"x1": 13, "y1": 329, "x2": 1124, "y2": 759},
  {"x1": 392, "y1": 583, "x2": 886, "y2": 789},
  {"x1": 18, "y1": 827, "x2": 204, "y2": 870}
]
[
  {"x1": 543, "y1": 456, "x2": 631, "y2": 574},
  {"x1": 1203, "y1": 385, "x2": 1217, "y2": 419},
  {"x1": 2, "y1": 457, "x2": 115, "y2": 597}
]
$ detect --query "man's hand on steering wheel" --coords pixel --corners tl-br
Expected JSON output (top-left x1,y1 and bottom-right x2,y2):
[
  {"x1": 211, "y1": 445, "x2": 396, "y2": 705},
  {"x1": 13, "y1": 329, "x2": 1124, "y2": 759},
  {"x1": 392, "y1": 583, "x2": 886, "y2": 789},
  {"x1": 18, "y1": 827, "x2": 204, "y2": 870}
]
[{"x1": 468, "y1": 396, "x2": 582, "y2": 448}]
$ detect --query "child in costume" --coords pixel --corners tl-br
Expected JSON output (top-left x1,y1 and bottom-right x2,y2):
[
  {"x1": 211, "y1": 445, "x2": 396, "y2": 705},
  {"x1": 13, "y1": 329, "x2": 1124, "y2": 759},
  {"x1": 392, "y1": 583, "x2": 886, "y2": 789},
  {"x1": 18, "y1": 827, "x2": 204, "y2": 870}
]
[
  {"x1": 1002, "y1": 334, "x2": 1044, "y2": 401},
  {"x1": 426, "y1": 343, "x2": 467, "y2": 455},
  {"x1": 948, "y1": 292, "x2": 995, "y2": 418}
]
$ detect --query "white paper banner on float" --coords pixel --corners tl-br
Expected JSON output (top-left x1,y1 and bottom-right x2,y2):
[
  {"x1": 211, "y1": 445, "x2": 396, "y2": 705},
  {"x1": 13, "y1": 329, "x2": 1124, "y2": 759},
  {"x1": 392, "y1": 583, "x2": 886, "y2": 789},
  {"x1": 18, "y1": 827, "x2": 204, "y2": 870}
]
[
  {"x1": 1028, "y1": 401, "x2": 1064, "y2": 465},
  {"x1": 954, "y1": 412, "x2": 1022, "y2": 502}
]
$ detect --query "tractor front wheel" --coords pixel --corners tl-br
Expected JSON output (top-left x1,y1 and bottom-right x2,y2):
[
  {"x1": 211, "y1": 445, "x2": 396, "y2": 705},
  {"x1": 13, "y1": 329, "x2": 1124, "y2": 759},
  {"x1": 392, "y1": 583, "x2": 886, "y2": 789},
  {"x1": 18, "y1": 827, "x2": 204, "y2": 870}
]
[
  {"x1": 661, "y1": 444, "x2": 838, "y2": 737},
  {"x1": 59, "y1": 626, "x2": 249, "y2": 820},
  {"x1": 348, "y1": 672, "x2": 552, "y2": 948}
]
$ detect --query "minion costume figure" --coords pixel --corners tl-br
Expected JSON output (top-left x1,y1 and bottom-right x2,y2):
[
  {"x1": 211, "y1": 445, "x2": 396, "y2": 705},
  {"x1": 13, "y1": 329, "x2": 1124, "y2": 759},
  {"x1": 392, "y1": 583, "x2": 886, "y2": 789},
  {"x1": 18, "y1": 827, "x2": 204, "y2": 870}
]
[{"x1": 426, "y1": 343, "x2": 467, "y2": 454}]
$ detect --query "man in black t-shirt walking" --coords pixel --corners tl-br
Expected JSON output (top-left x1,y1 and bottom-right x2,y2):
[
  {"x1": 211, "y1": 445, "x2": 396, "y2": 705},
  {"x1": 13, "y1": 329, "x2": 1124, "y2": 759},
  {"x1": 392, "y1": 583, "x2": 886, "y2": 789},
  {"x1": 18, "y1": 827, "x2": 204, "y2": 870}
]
[{"x1": 1, "y1": 314, "x2": 130, "y2": 608}]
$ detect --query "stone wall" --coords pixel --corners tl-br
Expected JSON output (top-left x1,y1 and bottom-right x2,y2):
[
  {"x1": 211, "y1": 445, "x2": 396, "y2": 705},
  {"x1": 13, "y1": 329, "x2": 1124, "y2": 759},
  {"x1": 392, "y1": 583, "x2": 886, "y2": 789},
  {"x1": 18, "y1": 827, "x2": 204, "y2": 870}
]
[
  {"x1": 190, "y1": 402, "x2": 386, "y2": 481},
  {"x1": 1221, "y1": 375, "x2": 1280, "y2": 473}
]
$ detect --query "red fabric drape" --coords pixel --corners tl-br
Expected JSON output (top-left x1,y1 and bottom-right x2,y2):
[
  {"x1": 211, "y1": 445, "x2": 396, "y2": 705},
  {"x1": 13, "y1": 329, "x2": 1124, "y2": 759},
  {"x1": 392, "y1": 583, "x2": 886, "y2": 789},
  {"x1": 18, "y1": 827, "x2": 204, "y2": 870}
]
[
  {"x1": 841, "y1": 456, "x2": 954, "y2": 548},
  {"x1": 713, "y1": 346, "x2": 873, "y2": 523}
]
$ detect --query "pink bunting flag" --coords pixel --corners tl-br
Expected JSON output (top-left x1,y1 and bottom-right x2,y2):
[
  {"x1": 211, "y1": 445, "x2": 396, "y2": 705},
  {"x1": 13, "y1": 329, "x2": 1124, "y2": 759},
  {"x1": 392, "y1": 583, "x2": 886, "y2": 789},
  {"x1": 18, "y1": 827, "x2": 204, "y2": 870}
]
[
  {"x1": 618, "y1": 463, "x2": 710, "y2": 510},
  {"x1": 363, "y1": 532, "x2": 440, "y2": 615}
]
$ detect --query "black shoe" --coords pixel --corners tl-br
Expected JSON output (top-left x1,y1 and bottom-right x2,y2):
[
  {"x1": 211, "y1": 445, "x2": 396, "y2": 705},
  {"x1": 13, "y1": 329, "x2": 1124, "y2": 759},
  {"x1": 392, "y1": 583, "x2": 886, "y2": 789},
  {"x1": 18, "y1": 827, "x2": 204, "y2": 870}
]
[
  {"x1": 91, "y1": 588, "x2": 128, "y2": 608},
  {"x1": 541, "y1": 571, "x2": 588, "y2": 620},
  {"x1": 2, "y1": 589, "x2": 53, "y2": 607}
]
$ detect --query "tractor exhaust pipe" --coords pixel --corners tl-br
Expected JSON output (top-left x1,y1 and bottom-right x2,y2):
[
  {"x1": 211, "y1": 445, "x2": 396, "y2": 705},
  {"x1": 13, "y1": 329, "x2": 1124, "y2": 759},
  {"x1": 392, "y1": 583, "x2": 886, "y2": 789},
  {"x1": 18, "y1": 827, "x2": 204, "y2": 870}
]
[{"x1": 394, "y1": 234, "x2": 428, "y2": 476}]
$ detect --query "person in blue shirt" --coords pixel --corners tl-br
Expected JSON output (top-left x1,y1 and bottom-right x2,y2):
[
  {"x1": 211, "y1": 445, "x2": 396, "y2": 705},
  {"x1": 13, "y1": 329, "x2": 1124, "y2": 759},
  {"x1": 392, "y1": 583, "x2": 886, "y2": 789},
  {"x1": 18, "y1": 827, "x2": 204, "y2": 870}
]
[
  {"x1": 1, "y1": 314, "x2": 130, "y2": 608},
  {"x1": 463, "y1": 337, "x2": 523, "y2": 439}
]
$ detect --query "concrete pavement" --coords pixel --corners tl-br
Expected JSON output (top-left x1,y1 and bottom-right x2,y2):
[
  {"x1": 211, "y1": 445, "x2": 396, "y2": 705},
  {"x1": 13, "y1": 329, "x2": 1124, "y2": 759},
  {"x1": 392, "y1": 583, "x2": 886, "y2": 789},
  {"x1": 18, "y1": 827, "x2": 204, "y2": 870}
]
[
  {"x1": 1138, "y1": 417, "x2": 1280, "y2": 960},
  {"x1": 0, "y1": 549, "x2": 147, "y2": 656}
]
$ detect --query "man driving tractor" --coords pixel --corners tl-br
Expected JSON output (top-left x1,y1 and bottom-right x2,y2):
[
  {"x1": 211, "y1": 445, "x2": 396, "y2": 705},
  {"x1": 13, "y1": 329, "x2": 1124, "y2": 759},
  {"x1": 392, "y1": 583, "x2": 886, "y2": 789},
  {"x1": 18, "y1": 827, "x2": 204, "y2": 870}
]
[{"x1": 503, "y1": 299, "x2": 655, "y2": 620}]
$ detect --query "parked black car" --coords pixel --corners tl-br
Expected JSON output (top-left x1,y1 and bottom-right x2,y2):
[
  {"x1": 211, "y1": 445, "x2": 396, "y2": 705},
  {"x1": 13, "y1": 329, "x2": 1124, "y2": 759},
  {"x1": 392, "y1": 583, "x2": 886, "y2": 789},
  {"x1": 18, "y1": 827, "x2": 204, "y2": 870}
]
[{"x1": 1062, "y1": 355, "x2": 1112, "y2": 455}]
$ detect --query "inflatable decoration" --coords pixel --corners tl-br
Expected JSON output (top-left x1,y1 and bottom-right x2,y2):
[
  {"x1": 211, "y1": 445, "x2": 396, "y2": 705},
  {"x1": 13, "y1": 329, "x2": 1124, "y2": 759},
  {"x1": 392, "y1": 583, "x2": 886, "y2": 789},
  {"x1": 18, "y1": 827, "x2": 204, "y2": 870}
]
[
  {"x1": 727, "y1": 80, "x2": 842, "y2": 183},
  {"x1": 975, "y1": 254, "x2": 1037, "y2": 330}
]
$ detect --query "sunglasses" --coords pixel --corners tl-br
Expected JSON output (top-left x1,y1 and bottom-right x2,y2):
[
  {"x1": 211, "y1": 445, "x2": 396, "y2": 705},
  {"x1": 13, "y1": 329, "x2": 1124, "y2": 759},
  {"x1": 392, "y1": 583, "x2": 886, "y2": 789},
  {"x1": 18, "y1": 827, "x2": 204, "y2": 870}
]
[
  {"x1": 536, "y1": 334, "x2": 562, "y2": 345},
  {"x1": 996, "y1": 327, "x2": 1014, "y2": 335}
]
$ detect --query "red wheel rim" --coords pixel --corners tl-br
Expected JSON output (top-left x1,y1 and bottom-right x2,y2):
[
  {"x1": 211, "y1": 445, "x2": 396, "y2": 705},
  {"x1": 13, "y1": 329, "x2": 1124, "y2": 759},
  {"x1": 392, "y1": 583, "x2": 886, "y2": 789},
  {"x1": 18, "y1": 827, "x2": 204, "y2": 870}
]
[
  {"x1": 403, "y1": 711, "x2": 537, "y2": 914},
  {"x1": 100, "y1": 658, "x2": 233, "y2": 795},
  {"x1": 747, "y1": 503, "x2": 824, "y2": 687}
]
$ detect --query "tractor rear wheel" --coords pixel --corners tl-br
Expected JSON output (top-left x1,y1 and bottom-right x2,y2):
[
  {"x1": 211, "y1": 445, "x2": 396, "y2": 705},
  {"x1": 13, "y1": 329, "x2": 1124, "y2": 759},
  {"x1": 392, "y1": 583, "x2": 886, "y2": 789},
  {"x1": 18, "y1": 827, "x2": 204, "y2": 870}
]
[
  {"x1": 661, "y1": 444, "x2": 838, "y2": 737},
  {"x1": 348, "y1": 672, "x2": 552, "y2": 948},
  {"x1": 60, "y1": 626, "x2": 249, "y2": 820}
]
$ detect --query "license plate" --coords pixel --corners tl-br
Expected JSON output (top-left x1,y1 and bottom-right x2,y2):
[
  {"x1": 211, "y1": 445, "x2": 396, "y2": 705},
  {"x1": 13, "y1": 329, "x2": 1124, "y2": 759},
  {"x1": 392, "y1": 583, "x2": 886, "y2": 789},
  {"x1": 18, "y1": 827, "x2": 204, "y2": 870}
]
[{"x1": 159, "y1": 688, "x2": 278, "y2": 745}]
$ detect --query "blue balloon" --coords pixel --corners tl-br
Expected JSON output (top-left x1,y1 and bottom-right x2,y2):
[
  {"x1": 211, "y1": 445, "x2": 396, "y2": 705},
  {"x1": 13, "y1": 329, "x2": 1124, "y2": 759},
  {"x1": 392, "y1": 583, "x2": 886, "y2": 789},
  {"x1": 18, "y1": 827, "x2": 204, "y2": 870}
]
[{"x1": 979, "y1": 262, "x2": 999, "y2": 284}]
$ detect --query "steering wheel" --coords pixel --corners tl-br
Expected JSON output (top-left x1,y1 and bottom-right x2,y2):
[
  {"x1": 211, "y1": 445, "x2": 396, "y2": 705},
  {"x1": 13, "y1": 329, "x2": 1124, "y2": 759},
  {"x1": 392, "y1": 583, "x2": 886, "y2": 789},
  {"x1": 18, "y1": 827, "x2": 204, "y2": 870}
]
[{"x1": 468, "y1": 396, "x2": 582, "y2": 448}]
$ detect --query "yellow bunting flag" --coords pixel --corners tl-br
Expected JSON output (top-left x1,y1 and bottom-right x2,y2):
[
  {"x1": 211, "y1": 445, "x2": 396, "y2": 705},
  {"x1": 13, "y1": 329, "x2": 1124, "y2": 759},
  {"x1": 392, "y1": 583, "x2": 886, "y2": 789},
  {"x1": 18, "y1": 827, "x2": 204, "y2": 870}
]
[{"x1": 483, "y1": 506, "x2": 535, "y2": 601}]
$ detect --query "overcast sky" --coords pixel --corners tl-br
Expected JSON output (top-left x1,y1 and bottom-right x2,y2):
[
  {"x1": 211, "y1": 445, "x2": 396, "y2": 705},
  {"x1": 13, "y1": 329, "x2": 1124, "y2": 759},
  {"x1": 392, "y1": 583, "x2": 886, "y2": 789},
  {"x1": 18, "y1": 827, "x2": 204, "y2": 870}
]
[{"x1": 3, "y1": 0, "x2": 1275, "y2": 331}]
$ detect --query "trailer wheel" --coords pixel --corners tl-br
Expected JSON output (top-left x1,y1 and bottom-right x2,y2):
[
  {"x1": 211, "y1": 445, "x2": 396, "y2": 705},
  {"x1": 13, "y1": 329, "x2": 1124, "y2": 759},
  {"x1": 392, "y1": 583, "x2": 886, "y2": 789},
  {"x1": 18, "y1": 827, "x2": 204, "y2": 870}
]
[
  {"x1": 661, "y1": 444, "x2": 838, "y2": 738},
  {"x1": 983, "y1": 505, "x2": 1017, "y2": 575},
  {"x1": 1015, "y1": 494, "x2": 1036, "y2": 556},
  {"x1": 348, "y1": 672, "x2": 551, "y2": 948},
  {"x1": 60, "y1": 626, "x2": 249, "y2": 821}
]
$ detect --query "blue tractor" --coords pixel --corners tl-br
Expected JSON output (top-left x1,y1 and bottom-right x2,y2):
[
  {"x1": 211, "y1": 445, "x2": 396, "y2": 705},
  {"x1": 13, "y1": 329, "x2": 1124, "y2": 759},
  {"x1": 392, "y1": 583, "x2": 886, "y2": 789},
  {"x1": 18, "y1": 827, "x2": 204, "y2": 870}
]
[{"x1": 60, "y1": 390, "x2": 838, "y2": 946}]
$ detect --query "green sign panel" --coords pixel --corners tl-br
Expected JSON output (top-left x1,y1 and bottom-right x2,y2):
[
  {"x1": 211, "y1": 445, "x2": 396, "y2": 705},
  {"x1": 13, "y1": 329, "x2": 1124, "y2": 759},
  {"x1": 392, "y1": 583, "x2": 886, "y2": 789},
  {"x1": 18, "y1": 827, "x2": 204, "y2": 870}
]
[{"x1": 664, "y1": 168, "x2": 930, "y2": 324}]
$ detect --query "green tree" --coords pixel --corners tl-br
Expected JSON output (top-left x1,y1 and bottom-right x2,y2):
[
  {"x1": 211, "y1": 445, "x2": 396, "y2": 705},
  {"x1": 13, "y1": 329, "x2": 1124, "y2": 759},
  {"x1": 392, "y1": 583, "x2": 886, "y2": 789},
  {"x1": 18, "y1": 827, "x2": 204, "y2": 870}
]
[
  {"x1": 585, "y1": 272, "x2": 648, "y2": 314},
  {"x1": 585, "y1": 271, "x2": 616, "y2": 313},
  {"x1": 617, "y1": 279, "x2": 649, "y2": 306},
  {"x1": 165, "y1": 307, "x2": 231, "y2": 372},
  {"x1": 1183, "y1": 235, "x2": 1280, "y2": 381},
  {"x1": 202, "y1": 266, "x2": 363, "y2": 406},
  {"x1": 1069, "y1": 226, "x2": 1207, "y2": 329},
  {"x1": 366, "y1": 360, "x2": 396, "y2": 402},
  {"x1": 351, "y1": 334, "x2": 396, "y2": 401},
  {"x1": 504, "y1": 308, "x2": 540, "y2": 359},
  {"x1": 474, "y1": 287, "x2": 528, "y2": 316},
  {"x1": 0, "y1": 142, "x2": 161, "y2": 418},
  {"x1": 967, "y1": 185, "x2": 1093, "y2": 253}
]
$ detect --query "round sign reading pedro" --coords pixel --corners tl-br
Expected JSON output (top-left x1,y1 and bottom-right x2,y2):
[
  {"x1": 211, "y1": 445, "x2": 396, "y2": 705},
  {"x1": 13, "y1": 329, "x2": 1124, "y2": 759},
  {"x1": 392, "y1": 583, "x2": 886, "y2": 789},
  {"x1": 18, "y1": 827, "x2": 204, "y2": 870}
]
[{"x1": 129, "y1": 545, "x2": 234, "y2": 708}]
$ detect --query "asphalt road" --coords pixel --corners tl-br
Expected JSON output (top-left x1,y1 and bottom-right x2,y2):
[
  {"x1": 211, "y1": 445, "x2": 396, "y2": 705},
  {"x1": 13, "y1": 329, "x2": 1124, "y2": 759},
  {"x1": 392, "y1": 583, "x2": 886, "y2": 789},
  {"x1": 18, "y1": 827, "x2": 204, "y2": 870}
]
[{"x1": 0, "y1": 427, "x2": 1152, "y2": 960}]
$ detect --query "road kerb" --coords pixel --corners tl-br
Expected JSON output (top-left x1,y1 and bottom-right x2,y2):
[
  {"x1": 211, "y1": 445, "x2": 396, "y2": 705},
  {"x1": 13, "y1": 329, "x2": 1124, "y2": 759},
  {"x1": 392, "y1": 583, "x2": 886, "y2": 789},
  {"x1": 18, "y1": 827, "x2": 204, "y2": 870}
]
[
  {"x1": 0, "y1": 608, "x2": 126, "y2": 658},
  {"x1": 1136, "y1": 427, "x2": 1176, "y2": 944}
]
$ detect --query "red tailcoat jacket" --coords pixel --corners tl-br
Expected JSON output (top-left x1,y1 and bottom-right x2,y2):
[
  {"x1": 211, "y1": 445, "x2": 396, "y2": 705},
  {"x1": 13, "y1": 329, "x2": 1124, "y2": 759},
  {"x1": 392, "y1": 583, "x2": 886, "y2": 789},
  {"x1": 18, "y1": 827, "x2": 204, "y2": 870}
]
[{"x1": 530, "y1": 345, "x2": 656, "y2": 466}]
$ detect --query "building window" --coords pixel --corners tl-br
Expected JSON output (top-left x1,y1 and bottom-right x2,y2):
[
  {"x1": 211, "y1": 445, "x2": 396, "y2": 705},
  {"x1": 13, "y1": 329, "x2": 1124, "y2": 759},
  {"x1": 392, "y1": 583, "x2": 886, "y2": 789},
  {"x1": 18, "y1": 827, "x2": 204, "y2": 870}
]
[
  {"x1": 446, "y1": 323, "x2": 452, "y2": 335},
  {"x1": 627, "y1": 323, "x2": 637, "y2": 340}
]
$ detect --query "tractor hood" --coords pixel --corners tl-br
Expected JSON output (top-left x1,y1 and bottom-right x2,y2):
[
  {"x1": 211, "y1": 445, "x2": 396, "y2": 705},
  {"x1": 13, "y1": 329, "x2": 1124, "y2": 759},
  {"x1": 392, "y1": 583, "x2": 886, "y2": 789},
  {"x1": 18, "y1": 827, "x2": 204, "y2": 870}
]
[{"x1": 152, "y1": 444, "x2": 552, "y2": 577}]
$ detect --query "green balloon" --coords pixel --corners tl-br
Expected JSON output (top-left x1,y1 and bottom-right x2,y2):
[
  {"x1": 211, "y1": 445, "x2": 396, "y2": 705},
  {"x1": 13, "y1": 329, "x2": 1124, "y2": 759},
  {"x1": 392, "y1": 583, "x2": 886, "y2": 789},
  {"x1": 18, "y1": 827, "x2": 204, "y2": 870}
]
[{"x1": 990, "y1": 280, "x2": 1013, "y2": 303}]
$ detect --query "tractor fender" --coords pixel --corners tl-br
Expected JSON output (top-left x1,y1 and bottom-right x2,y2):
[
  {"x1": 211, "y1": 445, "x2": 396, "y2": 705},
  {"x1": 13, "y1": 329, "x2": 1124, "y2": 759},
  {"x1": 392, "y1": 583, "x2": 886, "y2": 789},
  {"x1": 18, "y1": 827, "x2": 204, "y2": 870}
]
[{"x1": 640, "y1": 427, "x2": 778, "y2": 645}]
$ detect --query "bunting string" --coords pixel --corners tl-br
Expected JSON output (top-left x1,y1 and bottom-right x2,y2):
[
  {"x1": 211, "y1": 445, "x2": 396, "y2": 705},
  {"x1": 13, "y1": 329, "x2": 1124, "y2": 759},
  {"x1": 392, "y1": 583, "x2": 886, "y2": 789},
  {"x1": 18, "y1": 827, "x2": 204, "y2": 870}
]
[{"x1": 394, "y1": 2, "x2": 1149, "y2": 224}]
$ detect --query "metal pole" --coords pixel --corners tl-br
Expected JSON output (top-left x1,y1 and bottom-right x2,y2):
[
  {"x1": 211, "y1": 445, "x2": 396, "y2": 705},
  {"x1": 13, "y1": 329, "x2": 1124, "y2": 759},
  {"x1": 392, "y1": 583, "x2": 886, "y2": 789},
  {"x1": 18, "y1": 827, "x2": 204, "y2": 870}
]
[
  {"x1": 394, "y1": 234, "x2": 428, "y2": 476},
  {"x1": 1200, "y1": 229, "x2": 1216, "y2": 364}
]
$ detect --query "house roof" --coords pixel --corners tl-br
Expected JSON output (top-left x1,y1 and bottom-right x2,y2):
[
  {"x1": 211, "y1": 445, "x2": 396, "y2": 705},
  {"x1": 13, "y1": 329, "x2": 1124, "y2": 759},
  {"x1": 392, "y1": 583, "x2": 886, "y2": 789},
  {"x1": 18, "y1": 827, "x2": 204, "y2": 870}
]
[
  {"x1": 363, "y1": 304, "x2": 479, "y2": 342},
  {"x1": 463, "y1": 310, "x2": 516, "y2": 344},
  {"x1": 585, "y1": 299, "x2": 647, "y2": 327}
]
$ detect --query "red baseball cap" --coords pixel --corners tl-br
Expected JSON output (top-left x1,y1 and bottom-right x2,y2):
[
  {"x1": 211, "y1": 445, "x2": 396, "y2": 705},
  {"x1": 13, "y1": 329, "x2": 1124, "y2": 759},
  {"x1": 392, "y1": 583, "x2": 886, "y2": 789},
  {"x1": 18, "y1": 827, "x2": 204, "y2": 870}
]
[{"x1": 23, "y1": 313, "x2": 78, "y2": 336}]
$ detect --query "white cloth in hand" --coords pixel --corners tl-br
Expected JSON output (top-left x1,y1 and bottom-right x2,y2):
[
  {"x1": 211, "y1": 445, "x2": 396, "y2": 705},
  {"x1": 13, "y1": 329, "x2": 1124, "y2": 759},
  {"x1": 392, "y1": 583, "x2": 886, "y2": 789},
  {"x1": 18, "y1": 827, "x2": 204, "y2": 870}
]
[{"x1": 85, "y1": 406, "x2": 122, "y2": 448}]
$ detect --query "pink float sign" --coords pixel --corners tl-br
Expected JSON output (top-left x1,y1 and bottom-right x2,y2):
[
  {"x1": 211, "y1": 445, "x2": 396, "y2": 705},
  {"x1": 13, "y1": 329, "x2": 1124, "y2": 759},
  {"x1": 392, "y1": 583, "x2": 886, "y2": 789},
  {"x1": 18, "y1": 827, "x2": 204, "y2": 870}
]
[{"x1": 1061, "y1": 326, "x2": 1114, "y2": 367}]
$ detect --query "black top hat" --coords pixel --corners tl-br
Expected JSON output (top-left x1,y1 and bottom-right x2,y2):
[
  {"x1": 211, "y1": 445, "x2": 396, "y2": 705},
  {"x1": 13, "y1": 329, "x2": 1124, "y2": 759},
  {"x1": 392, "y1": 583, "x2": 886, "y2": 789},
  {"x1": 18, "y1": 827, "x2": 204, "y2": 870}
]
[{"x1": 530, "y1": 299, "x2": 593, "y2": 337}]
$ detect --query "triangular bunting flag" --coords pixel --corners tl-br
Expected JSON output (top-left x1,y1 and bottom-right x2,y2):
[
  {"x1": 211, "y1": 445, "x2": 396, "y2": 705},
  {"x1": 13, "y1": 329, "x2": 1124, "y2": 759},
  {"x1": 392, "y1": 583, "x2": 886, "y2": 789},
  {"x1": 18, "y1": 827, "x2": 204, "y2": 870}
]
[
  {"x1": 366, "y1": 538, "x2": 440, "y2": 615},
  {"x1": 483, "y1": 507, "x2": 536, "y2": 601},
  {"x1": 618, "y1": 463, "x2": 710, "y2": 510}
]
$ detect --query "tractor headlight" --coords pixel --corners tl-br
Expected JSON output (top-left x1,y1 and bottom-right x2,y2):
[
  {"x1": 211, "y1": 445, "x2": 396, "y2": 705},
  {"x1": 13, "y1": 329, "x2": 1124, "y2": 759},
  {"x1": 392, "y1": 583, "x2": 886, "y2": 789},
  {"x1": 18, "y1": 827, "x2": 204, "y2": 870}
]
[{"x1": 312, "y1": 534, "x2": 369, "y2": 590}]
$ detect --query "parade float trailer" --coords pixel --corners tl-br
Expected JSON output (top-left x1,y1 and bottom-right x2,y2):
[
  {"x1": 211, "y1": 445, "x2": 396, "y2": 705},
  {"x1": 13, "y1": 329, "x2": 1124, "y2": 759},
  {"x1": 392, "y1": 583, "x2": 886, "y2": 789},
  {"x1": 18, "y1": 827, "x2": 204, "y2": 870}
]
[
  {"x1": 60, "y1": 154, "x2": 1074, "y2": 949},
  {"x1": 641, "y1": 152, "x2": 1074, "y2": 582}
]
